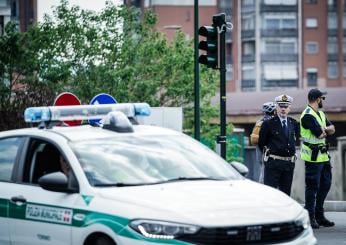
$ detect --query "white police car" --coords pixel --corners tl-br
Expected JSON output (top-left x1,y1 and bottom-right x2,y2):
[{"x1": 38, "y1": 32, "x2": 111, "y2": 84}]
[{"x1": 0, "y1": 103, "x2": 316, "y2": 245}]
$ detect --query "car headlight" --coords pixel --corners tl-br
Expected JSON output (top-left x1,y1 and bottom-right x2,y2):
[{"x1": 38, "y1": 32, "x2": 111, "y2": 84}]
[
  {"x1": 295, "y1": 209, "x2": 310, "y2": 229},
  {"x1": 130, "y1": 219, "x2": 200, "y2": 240}
]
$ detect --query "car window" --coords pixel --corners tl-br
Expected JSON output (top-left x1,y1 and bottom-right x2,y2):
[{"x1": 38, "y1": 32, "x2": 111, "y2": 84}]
[
  {"x1": 71, "y1": 134, "x2": 242, "y2": 186},
  {"x1": 0, "y1": 137, "x2": 22, "y2": 182},
  {"x1": 23, "y1": 140, "x2": 68, "y2": 184}
]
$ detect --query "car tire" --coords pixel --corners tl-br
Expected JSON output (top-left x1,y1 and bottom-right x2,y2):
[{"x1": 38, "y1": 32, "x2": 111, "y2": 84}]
[{"x1": 94, "y1": 236, "x2": 115, "y2": 245}]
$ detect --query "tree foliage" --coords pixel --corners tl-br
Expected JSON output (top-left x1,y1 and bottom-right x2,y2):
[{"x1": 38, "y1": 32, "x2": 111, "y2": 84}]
[{"x1": 0, "y1": 0, "x2": 233, "y2": 147}]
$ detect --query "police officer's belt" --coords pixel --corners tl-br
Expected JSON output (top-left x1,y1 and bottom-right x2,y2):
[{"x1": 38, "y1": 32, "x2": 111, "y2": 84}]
[{"x1": 268, "y1": 154, "x2": 296, "y2": 162}]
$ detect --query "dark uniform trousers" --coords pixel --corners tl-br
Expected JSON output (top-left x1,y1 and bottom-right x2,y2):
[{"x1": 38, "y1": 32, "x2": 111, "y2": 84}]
[
  {"x1": 264, "y1": 159, "x2": 295, "y2": 196},
  {"x1": 305, "y1": 162, "x2": 332, "y2": 217}
]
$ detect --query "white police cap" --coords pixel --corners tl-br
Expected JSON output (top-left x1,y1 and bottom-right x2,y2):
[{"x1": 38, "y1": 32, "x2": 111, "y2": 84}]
[{"x1": 274, "y1": 94, "x2": 293, "y2": 105}]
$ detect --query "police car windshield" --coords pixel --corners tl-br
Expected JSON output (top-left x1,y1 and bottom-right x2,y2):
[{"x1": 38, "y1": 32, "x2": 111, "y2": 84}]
[{"x1": 70, "y1": 134, "x2": 242, "y2": 186}]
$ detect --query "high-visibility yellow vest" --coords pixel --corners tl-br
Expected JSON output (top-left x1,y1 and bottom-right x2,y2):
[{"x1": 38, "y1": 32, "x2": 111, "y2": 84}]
[{"x1": 300, "y1": 106, "x2": 329, "y2": 163}]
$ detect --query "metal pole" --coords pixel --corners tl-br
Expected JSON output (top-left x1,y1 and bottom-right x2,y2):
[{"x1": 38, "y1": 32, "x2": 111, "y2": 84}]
[
  {"x1": 219, "y1": 15, "x2": 226, "y2": 160},
  {"x1": 194, "y1": 0, "x2": 200, "y2": 140}
]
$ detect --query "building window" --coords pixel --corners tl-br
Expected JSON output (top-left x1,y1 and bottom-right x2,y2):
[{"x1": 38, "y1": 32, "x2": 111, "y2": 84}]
[
  {"x1": 328, "y1": 13, "x2": 337, "y2": 29},
  {"x1": 328, "y1": 0, "x2": 337, "y2": 7},
  {"x1": 306, "y1": 42, "x2": 319, "y2": 54},
  {"x1": 343, "y1": 38, "x2": 346, "y2": 54},
  {"x1": 243, "y1": 41, "x2": 255, "y2": 55},
  {"x1": 307, "y1": 69, "x2": 318, "y2": 86},
  {"x1": 226, "y1": 64, "x2": 233, "y2": 80},
  {"x1": 306, "y1": 0, "x2": 317, "y2": 4},
  {"x1": 11, "y1": 0, "x2": 18, "y2": 18},
  {"x1": 241, "y1": 63, "x2": 255, "y2": 91},
  {"x1": 242, "y1": 63, "x2": 255, "y2": 80},
  {"x1": 343, "y1": 63, "x2": 346, "y2": 78},
  {"x1": 0, "y1": 0, "x2": 8, "y2": 7},
  {"x1": 0, "y1": 16, "x2": 4, "y2": 36},
  {"x1": 264, "y1": 0, "x2": 296, "y2": 5},
  {"x1": 264, "y1": 40, "x2": 281, "y2": 53},
  {"x1": 343, "y1": 15, "x2": 346, "y2": 29},
  {"x1": 328, "y1": 62, "x2": 338, "y2": 79},
  {"x1": 263, "y1": 14, "x2": 297, "y2": 30},
  {"x1": 241, "y1": 0, "x2": 255, "y2": 12},
  {"x1": 242, "y1": 13, "x2": 255, "y2": 30},
  {"x1": 262, "y1": 39, "x2": 296, "y2": 54},
  {"x1": 305, "y1": 18, "x2": 318, "y2": 28},
  {"x1": 263, "y1": 63, "x2": 298, "y2": 80},
  {"x1": 328, "y1": 37, "x2": 338, "y2": 54}
]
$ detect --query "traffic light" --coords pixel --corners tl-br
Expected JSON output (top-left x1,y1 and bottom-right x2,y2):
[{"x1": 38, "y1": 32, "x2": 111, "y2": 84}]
[{"x1": 198, "y1": 25, "x2": 218, "y2": 69}]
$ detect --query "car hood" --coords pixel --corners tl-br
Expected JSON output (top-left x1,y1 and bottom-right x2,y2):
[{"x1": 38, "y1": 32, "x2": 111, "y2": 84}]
[{"x1": 96, "y1": 179, "x2": 302, "y2": 226}]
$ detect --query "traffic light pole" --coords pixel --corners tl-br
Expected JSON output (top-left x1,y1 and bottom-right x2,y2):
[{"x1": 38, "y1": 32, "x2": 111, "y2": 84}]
[
  {"x1": 194, "y1": 0, "x2": 200, "y2": 141},
  {"x1": 198, "y1": 13, "x2": 228, "y2": 160},
  {"x1": 219, "y1": 23, "x2": 226, "y2": 160}
]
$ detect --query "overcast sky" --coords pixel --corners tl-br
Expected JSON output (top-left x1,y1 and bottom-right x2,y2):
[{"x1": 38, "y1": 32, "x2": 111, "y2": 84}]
[{"x1": 37, "y1": 0, "x2": 122, "y2": 22}]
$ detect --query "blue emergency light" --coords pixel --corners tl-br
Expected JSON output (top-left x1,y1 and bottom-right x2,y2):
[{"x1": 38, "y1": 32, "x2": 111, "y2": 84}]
[{"x1": 24, "y1": 103, "x2": 151, "y2": 123}]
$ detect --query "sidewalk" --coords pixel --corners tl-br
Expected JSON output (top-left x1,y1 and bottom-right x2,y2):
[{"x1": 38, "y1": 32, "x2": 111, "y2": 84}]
[{"x1": 324, "y1": 201, "x2": 346, "y2": 212}]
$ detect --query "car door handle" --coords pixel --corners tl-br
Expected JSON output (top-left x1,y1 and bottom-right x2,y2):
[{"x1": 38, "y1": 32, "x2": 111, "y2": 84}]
[{"x1": 10, "y1": 195, "x2": 27, "y2": 205}]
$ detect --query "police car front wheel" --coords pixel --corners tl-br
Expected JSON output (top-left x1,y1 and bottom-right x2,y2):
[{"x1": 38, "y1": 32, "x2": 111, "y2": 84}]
[{"x1": 86, "y1": 235, "x2": 115, "y2": 245}]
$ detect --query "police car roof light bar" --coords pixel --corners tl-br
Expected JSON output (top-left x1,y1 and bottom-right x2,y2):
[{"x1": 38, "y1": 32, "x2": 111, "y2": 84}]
[{"x1": 24, "y1": 103, "x2": 151, "y2": 123}]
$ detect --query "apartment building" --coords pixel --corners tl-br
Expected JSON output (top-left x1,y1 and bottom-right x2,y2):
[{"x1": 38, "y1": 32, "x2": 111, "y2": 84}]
[
  {"x1": 0, "y1": 0, "x2": 36, "y2": 34},
  {"x1": 0, "y1": 0, "x2": 11, "y2": 35},
  {"x1": 129, "y1": 0, "x2": 346, "y2": 141}
]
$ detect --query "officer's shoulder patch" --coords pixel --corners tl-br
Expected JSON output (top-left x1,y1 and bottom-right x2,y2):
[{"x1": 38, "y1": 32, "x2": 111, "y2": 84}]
[{"x1": 305, "y1": 108, "x2": 310, "y2": 114}]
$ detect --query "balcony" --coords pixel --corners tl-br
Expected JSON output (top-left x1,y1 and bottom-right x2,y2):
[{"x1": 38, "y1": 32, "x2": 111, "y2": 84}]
[
  {"x1": 328, "y1": 4, "x2": 337, "y2": 12},
  {"x1": 242, "y1": 54, "x2": 256, "y2": 63},
  {"x1": 261, "y1": 79, "x2": 298, "y2": 89},
  {"x1": 328, "y1": 29, "x2": 338, "y2": 36},
  {"x1": 328, "y1": 53, "x2": 338, "y2": 61},
  {"x1": 241, "y1": 30, "x2": 255, "y2": 39},
  {"x1": 261, "y1": 28, "x2": 298, "y2": 37},
  {"x1": 260, "y1": 3, "x2": 298, "y2": 13},
  {"x1": 241, "y1": 79, "x2": 256, "y2": 91},
  {"x1": 241, "y1": 4, "x2": 255, "y2": 13},
  {"x1": 261, "y1": 53, "x2": 297, "y2": 62}
]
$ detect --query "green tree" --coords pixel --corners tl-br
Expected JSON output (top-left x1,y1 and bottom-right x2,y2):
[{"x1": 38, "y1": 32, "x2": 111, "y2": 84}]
[
  {"x1": 0, "y1": 22, "x2": 54, "y2": 130},
  {"x1": 0, "y1": 0, "x2": 234, "y2": 148}
]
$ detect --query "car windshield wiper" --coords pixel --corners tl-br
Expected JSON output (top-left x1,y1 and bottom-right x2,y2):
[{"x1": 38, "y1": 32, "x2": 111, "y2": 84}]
[
  {"x1": 93, "y1": 182, "x2": 148, "y2": 187},
  {"x1": 154, "y1": 177, "x2": 227, "y2": 184},
  {"x1": 93, "y1": 177, "x2": 227, "y2": 187}
]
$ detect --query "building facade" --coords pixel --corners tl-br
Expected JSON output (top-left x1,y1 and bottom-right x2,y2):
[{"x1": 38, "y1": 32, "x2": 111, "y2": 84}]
[
  {"x1": 0, "y1": 0, "x2": 36, "y2": 34},
  {"x1": 128, "y1": 0, "x2": 346, "y2": 140},
  {"x1": 130, "y1": 0, "x2": 346, "y2": 92}
]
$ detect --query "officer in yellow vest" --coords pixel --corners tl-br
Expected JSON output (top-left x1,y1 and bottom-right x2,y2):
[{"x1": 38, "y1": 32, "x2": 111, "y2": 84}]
[{"x1": 300, "y1": 88, "x2": 335, "y2": 229}]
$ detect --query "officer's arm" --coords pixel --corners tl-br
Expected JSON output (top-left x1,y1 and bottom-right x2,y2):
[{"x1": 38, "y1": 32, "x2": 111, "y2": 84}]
[
  {"x1": 325, "y1": 119, "x2": 335, "y2": 135},
  {"x1": 258, "y1": 120, "x2": 269, "y2": 152},
  {"x1": 301, "y1": 114, "x2": 324, "y2": 138}
]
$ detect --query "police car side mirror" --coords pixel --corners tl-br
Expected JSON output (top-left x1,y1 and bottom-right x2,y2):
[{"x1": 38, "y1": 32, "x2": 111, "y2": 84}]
[
  {"x1": 229, "y1": 161, "x2": 249, "y2": 177},
  {"x1": 38, "y1": 172, "x2": 77, "y2": 193}
]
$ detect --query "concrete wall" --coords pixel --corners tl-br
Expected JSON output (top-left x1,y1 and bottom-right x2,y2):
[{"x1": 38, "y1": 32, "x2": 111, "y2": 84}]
[{"x1": 244, "y1": 136, "x2": 346, "y2": 202}]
